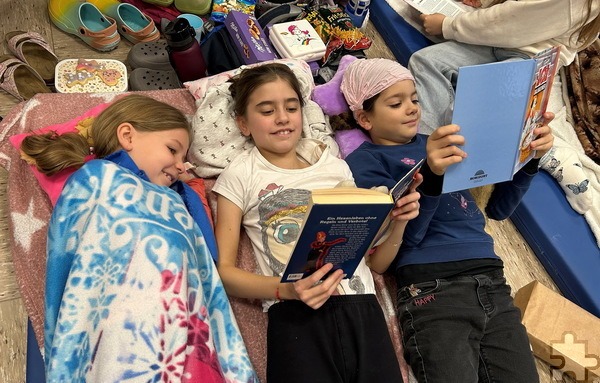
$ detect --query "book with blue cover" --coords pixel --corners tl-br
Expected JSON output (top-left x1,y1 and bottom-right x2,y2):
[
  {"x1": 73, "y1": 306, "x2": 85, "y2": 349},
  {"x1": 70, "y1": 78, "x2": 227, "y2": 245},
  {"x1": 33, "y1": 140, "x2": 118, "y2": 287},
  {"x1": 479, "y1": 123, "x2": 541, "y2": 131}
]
[
  {"x1": 442, "y1": 46, "x2": 560, "y2": 193},
  {"x1": 280, "y1": 159, "x2": 423, "y2": 283}
]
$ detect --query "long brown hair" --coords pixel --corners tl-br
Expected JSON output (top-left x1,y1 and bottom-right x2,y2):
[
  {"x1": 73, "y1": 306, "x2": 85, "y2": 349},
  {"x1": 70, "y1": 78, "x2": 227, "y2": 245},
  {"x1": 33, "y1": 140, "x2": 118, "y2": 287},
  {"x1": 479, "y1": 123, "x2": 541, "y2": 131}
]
[
  {"x1": 20, "y1": 94, "x2": 191, "y2": 176},
  {"x1": 229, "y1": 63, "x2": 305, "y2": 117},
  {"x1": 577, "y1": 0, "x2": 600, "y2": 47},
  {"x1": 328, "y1": 93, "x2": 379, "y2": 136}
]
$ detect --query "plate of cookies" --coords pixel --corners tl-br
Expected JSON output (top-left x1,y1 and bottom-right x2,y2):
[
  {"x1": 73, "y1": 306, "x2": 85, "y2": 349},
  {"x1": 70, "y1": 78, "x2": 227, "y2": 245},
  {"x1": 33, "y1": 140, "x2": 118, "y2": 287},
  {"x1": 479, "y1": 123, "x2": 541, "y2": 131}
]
[{"x1": 55, "y1": 59, "x2": 128, "y2": 93}]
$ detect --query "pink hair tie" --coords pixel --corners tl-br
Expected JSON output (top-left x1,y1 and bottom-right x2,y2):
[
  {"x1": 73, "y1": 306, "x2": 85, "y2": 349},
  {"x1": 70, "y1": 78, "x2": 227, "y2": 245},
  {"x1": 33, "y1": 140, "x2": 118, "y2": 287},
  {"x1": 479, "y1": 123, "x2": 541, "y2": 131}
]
[
  {"x1": 84, "y1": 147, "x2": 95, "y2": 163},
  {"x1": 84, "y1": 154, "x2": 96, "y2": 163}
]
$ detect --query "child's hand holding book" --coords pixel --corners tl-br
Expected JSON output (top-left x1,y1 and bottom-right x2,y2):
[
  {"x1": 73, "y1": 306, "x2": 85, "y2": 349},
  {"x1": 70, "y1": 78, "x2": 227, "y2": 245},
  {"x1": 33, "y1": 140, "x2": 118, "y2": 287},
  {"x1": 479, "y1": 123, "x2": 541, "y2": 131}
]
[
  {"x1": 529, "y1": 112, "x2": 555, "y2": 160},
  {"x1": 280, "y1": 263, "x2": 344, "y2": 310},
  {"x1": 426, "y1": 124, "x2": 467, "y2": 176}
]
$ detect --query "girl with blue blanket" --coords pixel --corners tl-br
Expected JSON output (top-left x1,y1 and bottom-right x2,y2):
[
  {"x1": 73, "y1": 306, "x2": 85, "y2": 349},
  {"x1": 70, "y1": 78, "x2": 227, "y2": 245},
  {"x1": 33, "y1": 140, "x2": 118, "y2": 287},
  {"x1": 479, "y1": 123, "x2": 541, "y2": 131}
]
[{"x1": 20, "y1": 94, "x2": 257, "y2": 383}]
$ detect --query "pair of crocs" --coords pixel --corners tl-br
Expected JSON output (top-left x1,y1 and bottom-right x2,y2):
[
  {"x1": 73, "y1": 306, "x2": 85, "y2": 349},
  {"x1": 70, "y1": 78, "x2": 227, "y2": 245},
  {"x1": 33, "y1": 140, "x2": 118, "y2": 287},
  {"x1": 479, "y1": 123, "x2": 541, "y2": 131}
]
[
  {"x1": 48, "y1": 0, "x2": 159, "y2": 51},
  {"x1": 128, "y1": 40, "x2": 182, "y2": 91},
  {"x1": 141, "y1": 0, "x2": 212, "y2": 15},
  {"x1": 90, "y1": 0, "x2": 160, "y2": 43}
]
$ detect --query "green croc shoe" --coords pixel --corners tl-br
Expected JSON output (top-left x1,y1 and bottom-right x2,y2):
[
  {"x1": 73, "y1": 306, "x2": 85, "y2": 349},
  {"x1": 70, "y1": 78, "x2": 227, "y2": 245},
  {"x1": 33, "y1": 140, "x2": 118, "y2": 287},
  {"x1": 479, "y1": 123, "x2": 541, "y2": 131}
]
[
  {"x1": 141, "y1": 0, "x2": 174, "y2": 6},
  {"x1": 48, "y1": 0, "x2": 121, "y2": 51},
  {"x1": 88, "y1": 0, "x2": 160, "y2": 44}
]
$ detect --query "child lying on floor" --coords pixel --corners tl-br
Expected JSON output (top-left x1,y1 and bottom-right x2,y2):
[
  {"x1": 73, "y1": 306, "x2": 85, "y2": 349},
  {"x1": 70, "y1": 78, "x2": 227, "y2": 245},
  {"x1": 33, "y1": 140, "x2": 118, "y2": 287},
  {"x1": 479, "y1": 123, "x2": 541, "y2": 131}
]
[{"x1": 20, "y1": 94, "x2": 257, "y2": 383}]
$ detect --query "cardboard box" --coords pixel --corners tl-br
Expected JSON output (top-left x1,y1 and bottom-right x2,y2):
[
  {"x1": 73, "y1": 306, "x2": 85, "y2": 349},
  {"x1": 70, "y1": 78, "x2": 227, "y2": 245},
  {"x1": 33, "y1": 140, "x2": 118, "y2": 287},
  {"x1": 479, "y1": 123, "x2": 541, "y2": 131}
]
[
  {"x1": 225, "y1": 10, "x2": 277, "y2": 65},
  {"x1": 514, "y1": 281, "x2": 600, "y2": 382},
  {"x1": 269, "y1": 19, "x2": 327, "y2": 62}
]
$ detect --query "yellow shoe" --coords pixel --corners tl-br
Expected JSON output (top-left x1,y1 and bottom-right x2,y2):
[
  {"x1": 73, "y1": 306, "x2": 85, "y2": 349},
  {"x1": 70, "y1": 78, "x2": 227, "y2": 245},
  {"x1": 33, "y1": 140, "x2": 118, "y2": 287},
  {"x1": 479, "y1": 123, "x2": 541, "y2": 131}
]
[{"x1": 48, "y1": 0, "x2": 120, "y2": 51}]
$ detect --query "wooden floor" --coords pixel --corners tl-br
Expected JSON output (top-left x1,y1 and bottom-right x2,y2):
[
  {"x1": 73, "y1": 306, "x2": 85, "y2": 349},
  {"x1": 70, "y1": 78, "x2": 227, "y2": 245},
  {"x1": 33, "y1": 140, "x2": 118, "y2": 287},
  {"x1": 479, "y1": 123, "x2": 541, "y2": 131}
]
[{"x1": 0, "y1": 0, "x2": 573, "y2": 382}]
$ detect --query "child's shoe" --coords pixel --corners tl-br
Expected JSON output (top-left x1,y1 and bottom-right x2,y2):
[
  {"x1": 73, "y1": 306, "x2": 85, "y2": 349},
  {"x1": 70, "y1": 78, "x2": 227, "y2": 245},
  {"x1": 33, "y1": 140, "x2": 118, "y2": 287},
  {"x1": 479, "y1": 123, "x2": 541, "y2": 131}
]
[
  {"x1": 88, "y1": 0, "x2": 160, "y2": 44},
  {"x1": 174, "y1": 0, "x2": 212, "y2": 16},
  {"x1": 0, "y1": 55, "x2": 53, "y2": 101},
  {"x1": 5, "y1": 31, "x2": 59, "y2": 85},
  {"x1": 127, "y1": 40, "x2": 173, "y2": 71},
  {"x1": 141, "y1": 0, "x2": 174, "y2": 6},
  {"x1": 48, "y1": 0, "x2": 121, "y2": 51}
]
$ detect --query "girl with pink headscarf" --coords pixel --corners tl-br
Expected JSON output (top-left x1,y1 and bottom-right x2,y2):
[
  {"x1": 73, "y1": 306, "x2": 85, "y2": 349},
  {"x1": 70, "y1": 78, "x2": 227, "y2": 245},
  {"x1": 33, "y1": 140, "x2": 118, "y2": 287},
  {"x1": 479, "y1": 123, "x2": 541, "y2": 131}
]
[{"x1": 339, "y1": 58, "x2": 555, "y2": 383}]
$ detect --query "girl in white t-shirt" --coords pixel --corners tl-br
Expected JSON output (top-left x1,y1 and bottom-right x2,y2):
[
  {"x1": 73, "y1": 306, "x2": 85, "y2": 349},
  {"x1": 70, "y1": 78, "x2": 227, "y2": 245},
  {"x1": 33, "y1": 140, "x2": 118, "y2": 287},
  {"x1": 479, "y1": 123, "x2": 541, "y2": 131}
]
[{"x1": 213, "y1": 63, "x2": 421, "y2": 383}]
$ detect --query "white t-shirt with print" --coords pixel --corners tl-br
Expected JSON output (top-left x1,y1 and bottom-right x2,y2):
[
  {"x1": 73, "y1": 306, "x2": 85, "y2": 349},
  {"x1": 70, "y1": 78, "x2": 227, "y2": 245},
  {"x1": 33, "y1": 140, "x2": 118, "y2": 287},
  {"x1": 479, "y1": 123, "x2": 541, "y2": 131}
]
[{"x1": 213, "y1": 139, "x2": 376, "y2": 311}]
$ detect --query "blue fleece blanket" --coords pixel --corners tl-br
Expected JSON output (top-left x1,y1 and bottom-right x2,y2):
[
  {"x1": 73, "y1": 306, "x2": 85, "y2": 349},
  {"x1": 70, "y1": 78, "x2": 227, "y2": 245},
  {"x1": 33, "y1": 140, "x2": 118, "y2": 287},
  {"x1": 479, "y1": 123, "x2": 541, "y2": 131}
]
[{"x1": 44, "y1": 158, "x2": 257, "y2": 383}]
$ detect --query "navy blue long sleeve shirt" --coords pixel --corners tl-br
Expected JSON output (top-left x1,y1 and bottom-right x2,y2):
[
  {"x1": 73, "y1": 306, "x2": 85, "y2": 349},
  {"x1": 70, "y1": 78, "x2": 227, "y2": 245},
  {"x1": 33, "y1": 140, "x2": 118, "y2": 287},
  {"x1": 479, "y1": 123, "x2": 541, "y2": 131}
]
[{"x1": 345, "y1": 134, "x2": 539, "y2": 274}]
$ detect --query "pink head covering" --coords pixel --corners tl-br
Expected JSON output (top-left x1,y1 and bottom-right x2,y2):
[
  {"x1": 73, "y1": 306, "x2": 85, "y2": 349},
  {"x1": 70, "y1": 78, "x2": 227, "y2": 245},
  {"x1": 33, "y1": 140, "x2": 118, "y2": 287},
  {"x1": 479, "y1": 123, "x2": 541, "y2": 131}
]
[{"x1": 340, "y1": 58, "x2": 415, "y2": 116}]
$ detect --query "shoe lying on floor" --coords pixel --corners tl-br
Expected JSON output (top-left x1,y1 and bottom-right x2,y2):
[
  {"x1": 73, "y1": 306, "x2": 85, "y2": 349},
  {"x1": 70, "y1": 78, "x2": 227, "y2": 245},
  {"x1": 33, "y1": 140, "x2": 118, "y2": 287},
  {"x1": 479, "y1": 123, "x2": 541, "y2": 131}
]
[
  {"x1": 5, "y1": 31, "x2": 59, "y2": 85},
  {"x1": 141, "y1": 0, "x2": 174, "y2": 6},
  {"x1": 88, "y1": 0, "x2": 160, "y2": 44},
  {"x1": 128, "y1": 40, "x2": 180, "y2": 90},
  {"x1": 127, "y1": 40, "x2": 173, "y2": 71},
  {"x1": 0, "y1": 55, "x2": 52, "y2": 101},
  {"x1": 48, "y1": 0, "x2": 121, "y2": 51},
  {"x1": 119, "y1": 0, "x2": 182, "y2": 27},
  {"x1": 129, "y1": 67, "x2": 181, "y2": 91}
]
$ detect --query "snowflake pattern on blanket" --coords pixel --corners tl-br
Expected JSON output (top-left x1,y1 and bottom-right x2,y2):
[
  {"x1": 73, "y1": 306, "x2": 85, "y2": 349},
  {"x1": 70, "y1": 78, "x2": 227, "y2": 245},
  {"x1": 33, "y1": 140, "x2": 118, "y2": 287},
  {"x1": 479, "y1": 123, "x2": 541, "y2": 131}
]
[{"x1": 44, "y1": 159, "x2": 257, "y2": 383}]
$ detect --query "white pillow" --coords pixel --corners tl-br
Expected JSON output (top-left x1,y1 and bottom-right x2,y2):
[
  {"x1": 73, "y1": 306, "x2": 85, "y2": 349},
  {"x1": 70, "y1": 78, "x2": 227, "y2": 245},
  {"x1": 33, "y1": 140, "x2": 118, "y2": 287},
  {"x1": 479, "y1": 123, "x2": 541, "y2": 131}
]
[{"x1": 187, "y1": 59, "x2": 339, "y2": 177}]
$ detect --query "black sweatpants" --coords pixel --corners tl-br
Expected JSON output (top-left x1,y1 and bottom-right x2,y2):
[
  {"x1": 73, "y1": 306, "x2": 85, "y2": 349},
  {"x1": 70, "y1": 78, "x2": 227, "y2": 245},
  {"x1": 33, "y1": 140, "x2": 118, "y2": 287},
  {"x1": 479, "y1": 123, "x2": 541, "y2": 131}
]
[{"x1": 267, "y1": 294, "x2": 404, "y2": 383}]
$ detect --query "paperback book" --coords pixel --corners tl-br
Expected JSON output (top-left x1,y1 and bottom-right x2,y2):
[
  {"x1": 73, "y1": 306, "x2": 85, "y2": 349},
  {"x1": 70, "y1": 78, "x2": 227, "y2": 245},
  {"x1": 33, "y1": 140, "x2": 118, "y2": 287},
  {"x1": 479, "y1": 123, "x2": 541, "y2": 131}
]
[
  {"x1": 442, "y1": 46, "x2": 560, "y2": 193},
  {"x1": 281, "y1": 159, "x2": 424, "y2": 283},
  {"x1": 403, "y1": 0, "x2": 469, "y2": 17}
]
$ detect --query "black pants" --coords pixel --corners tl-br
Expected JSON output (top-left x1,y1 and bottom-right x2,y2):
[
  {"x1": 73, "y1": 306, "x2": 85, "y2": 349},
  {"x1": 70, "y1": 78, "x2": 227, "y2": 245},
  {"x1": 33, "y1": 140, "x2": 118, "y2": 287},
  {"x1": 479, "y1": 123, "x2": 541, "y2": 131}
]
[
  {"x1": 397, "y1": 270, "x2": 539, "y2": 383},
  {"x1": 267, "y1": 294, "x2": 404, "y2": 383}
]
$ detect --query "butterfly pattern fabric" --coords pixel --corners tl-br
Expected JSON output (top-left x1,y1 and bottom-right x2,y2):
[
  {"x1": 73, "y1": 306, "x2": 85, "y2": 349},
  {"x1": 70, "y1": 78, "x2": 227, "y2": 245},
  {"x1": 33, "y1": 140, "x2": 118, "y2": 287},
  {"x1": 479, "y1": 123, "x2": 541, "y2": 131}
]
[{"x1": 540, "y1": 146, "x2": 592, "y2": 215}]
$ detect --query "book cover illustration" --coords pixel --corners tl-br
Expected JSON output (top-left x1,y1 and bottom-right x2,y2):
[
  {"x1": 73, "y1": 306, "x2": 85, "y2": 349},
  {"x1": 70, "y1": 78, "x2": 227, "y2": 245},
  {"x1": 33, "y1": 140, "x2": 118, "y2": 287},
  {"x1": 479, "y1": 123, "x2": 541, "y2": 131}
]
[
  {"x1": 369, "y1": 158, "x2": 424, "y2": 248},
  {"x1": 280, "y1": 199, "x2": 394, "y2": 283},
  {"x1": 442, "y1": 46, "x2": 560, "y2": 193},
  {"x1": 514, "y1": 46, "x2": 561, "y2": 173},
  {"x1": 391, "y1": 158, "x2": 425, "y2": 202},
  {"x1": 269, "y1": 20, "x2": 326, "y2": 61},
  {"x1": 280, "y1": 160, "x2": 423, "y2": 283}
]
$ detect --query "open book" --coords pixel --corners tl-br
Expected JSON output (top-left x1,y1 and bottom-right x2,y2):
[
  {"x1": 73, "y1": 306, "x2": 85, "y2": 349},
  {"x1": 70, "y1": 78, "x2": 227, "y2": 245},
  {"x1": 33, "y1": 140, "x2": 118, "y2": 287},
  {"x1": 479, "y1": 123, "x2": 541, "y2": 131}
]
[
  {"x1": 403, "y1": 0, "x2": 470, "y2": 17},
  {"x1": 280, "y1": 159, "x2": 423, "y2": 283},
  {"x1": 442, "y1": 46, "x2": 560, "y2": 193}
]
